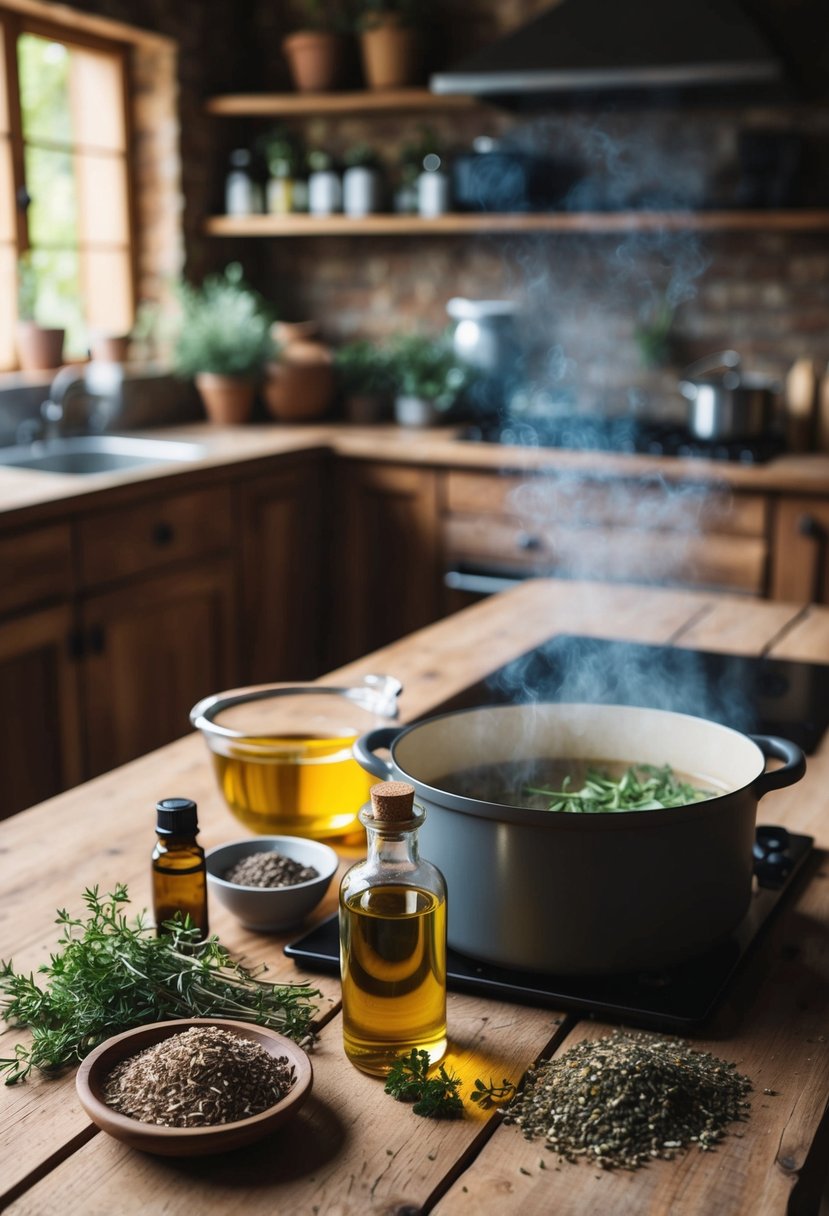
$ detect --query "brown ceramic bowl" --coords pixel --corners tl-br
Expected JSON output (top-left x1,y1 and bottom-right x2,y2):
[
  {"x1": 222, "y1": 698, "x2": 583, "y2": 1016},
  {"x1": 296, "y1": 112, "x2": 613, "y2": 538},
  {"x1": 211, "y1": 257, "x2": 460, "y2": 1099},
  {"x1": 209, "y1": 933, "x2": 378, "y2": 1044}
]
[{"x1": 75, "y1": 1018, "x2": 313, "y2": 1156}]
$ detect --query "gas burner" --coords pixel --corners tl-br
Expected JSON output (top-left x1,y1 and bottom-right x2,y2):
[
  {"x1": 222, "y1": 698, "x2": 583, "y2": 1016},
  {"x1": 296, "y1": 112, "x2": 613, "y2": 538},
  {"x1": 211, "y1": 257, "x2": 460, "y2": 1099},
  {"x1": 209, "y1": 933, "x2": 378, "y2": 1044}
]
[{"x1": 460, "y1": 416, "x2": 786, "y2": 464}]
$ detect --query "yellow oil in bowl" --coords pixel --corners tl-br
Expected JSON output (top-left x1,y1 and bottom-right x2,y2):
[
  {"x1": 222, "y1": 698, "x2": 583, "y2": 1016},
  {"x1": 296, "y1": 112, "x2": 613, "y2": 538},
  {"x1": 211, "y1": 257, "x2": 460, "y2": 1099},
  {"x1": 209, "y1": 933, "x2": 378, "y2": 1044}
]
[
  {"x1": 210, "y1": 734, "x2": 377, "y2": 838},
  {"x1": 191, "y1": 678, "x2": 401, "y2": 840}
]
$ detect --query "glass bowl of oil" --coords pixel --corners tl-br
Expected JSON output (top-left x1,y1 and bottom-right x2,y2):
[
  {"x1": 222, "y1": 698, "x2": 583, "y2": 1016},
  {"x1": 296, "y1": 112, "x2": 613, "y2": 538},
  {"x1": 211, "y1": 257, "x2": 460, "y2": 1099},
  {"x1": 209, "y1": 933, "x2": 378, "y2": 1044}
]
[{"x1": 190, "y1": 675, "x2": 401, "y2": 840}]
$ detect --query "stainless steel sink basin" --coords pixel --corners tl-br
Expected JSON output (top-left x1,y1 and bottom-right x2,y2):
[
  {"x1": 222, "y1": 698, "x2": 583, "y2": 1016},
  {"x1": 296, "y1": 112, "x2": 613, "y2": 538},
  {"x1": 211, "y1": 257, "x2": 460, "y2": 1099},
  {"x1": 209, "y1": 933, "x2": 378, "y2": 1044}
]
[{"x1": 0, "y1": 435, "x2": 207, "y2": 475}]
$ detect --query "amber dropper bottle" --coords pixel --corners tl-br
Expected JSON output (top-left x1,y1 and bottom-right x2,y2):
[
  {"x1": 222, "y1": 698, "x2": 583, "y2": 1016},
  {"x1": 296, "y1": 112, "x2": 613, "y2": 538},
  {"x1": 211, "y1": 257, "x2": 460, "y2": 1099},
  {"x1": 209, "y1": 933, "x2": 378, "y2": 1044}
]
[
  {"x1": 339, "y1": 780, "x2": 447, "y2": 1076},
  {"x1": 151, "y1": 797, "x2": 209, "y2": 937}
]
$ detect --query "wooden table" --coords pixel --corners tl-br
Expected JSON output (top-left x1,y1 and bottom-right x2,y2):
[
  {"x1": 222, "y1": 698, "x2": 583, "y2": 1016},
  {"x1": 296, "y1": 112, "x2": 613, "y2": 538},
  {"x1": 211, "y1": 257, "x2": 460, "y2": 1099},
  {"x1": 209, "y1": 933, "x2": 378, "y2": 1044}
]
[{"x1": 2, "y1": 579, "x2": 829, "y2": 1216}]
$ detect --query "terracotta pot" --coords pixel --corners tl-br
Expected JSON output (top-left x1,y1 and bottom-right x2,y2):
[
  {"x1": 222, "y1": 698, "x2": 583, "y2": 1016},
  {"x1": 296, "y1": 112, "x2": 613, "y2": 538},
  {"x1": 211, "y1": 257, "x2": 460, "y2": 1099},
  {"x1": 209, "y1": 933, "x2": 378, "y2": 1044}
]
[
  {"x1": 359, "y1": 16, "x2": 420, "y2": 89},
  {"x1": 195, "y1": 373, "x2": 256, "y2": 425},
  {"x1": 344, "y1": 392, "x2": 390, "y2": 424},
  {"x1": 90, "y1": 333, "x2": 131, "y2": 363},
  {"x1": 263, "y1": 356, "x2": 335, "y2": 422},
  {"x1": 282, "y1": 31, "x2": 345, "y2": 93},
  {"x1": 16, "y1": 322, "x2": 65, "y2": 372}
]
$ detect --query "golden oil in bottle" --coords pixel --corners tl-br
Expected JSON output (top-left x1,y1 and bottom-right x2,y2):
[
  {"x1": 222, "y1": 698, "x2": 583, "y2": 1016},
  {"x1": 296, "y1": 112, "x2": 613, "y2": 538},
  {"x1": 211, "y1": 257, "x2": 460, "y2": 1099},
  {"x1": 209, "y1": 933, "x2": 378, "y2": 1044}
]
[
  {"x1": 151, "y1": 797, "x2": 208, "y2": 937},
  {"x1": 210, "y1": 734, "x2": 375, "y2": 838},
  {"x1": 339, "y1": 782, "x2": 447, "y2": 1076}
]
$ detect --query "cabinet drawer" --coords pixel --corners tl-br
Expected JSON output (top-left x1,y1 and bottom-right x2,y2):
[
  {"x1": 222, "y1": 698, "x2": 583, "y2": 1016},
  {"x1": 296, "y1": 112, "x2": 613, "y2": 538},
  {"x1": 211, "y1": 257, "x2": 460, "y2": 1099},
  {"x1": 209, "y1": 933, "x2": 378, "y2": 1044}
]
[
  {"x1": 0, "y1": 524, "x2": 72, "y2": 617},
  {"x1": 445, "y1": 471, "x2": 766, "y2": 537},
  {"x1": 77, "y1": 487, "x2": 233, "y2": 587},
  {"x1": 445, "y1": 515, "x2": 766, "y2": 595}
]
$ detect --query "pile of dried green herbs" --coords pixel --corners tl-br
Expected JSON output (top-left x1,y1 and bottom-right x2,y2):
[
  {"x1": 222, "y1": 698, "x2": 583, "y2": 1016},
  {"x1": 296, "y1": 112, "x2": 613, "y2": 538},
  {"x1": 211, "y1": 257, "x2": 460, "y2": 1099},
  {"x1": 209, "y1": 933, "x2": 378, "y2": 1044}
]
[
  {"x1": 505, "y1": 1029, "x2": 752, "y2": 1170},
  {"x1": 0, "y1": 884, "x2": 320, "y2": 1084},
  {"x1": 527, "y1": 764, "x2": 712, "y2": 813}
]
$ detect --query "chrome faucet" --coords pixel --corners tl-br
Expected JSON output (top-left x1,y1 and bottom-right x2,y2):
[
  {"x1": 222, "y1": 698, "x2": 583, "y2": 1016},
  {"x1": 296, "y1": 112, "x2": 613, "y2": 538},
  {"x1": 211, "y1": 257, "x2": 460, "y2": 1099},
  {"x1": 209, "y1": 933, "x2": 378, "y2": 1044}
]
[{"x1": 39, "y1": 363, "x2": 123, "y2": 442}]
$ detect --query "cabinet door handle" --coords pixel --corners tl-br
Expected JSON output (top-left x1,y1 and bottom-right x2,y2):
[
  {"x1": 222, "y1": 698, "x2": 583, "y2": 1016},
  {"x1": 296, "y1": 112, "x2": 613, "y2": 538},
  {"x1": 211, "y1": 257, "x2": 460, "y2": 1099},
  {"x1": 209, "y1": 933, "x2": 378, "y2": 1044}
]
[
  {"x1": 515, "y1": 531, "x2": 543, "y2": 552},
  {"x1": 152, "y1": 521, "x2": 175, "y2": 547},
  {"x1": 798, "y1": 513, "x2": 828, "y2": 602}
]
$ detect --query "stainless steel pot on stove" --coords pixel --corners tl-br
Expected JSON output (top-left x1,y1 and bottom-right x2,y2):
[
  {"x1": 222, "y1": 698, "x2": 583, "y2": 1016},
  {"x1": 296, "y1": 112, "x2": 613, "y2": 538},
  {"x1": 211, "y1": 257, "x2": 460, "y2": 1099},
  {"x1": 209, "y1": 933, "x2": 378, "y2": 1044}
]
[
  {"x1": 680, "y1": 350, "x2": 780, "y2": 442},
  {"x1": 354, "y1": 703, "x2": 805, "y2": 975}
]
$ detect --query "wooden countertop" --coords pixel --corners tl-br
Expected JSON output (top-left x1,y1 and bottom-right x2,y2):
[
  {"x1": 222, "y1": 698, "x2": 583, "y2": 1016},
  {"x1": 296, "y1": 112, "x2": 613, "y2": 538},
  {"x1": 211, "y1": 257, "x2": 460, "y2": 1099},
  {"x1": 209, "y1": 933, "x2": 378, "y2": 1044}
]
[
  {"x1": 1, "y1": 421, "x2": 828, "y2": 527},
  {"x1": 2, "y1": 579, "x2": 829, "y2": 1213}
]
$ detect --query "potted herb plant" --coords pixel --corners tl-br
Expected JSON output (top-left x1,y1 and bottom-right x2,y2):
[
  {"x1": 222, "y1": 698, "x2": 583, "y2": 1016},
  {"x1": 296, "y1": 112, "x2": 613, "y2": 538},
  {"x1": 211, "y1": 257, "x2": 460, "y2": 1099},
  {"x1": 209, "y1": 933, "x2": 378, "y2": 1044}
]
[
  {"x1": 387, "y1": 332, "x2": 467, "y2": 427},
  {"x1": 342, "y1": 144, "x2": 384, "y2": 217},
  {"x1": 15, "y1": 253, "x2": 65, "y2": 372},
  {"x1": 334, "y1": 339, "x2": 393, "y2": 422},
  {"x1": 282, "y1": 0, "x2": 347, "y2": 93},
  {"x1": 172, "y1": 263, "x2": 274, "y2": 425},
  {"x1": 356, "y1": 0, "x2": 421, "y2": 89}
]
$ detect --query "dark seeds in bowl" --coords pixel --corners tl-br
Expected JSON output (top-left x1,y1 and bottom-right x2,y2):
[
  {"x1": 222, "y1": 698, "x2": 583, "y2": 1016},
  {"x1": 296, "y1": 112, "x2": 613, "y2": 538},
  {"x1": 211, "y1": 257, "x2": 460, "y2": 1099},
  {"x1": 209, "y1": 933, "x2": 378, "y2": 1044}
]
[{"x1": 223, "y1": 851, "x2": 320, "y2": 888}]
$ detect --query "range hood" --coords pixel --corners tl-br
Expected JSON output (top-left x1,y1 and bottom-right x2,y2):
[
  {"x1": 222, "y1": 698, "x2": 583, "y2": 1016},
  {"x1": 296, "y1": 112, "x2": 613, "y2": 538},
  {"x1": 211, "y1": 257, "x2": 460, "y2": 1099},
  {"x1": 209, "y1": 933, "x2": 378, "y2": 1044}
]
[{"x1": 430, "y1": 0, "x2": 785, "y2": 103}]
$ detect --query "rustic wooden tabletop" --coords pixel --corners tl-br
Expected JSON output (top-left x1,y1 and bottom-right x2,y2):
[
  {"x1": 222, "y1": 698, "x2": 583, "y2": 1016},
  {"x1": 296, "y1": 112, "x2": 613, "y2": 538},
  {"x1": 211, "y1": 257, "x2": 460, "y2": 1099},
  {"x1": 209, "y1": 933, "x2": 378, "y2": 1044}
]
[{"x1": 2, "y1": 579, "x2": 828, "y2": 1216}]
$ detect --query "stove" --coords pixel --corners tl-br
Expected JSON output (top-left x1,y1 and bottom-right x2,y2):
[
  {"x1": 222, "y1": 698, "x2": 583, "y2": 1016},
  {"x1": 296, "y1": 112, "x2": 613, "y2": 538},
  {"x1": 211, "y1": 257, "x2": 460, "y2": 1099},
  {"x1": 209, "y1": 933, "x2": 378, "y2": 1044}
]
[
  {"x1": 285, "y1": 828, "x2": 814, "y2": 1030},
  {"x1": 460, "y1": 415, "x2": 786, "y2": 464}
]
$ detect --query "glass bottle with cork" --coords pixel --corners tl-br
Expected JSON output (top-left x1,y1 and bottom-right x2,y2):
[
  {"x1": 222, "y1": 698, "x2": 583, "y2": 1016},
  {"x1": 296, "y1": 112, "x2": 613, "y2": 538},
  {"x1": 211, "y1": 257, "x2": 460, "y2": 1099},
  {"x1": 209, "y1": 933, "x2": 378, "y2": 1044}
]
[
  {"x1": 151, "y1": 797, "x2": 209, "y2": 938},
  {"x1": 339, "y1": 780, "x2": 447, "y2": 1076}
]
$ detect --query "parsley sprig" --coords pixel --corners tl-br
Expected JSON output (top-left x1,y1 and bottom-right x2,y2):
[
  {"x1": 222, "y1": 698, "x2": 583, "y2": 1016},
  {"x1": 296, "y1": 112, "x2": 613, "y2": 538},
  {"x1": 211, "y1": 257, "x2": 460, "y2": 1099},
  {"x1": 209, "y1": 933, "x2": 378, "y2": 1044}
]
[
  {"x1": 0, "y1": 884, "x2": 320, "y2": 1084},
  {"x1": 384, "y1": 1049, "x2": 464, "y2": 1119}
]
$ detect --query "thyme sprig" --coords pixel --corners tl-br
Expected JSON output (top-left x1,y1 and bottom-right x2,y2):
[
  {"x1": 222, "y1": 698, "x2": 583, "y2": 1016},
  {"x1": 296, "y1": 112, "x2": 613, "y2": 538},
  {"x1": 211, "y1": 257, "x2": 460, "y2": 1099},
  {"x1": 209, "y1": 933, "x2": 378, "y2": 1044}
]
[
  {"x1": 526, "y1": 763, "x2": 711, "y2": 814},
  {"x1": 0, "y1": 884, "x2": 320, "y2": 1084},
  {"x1": 384, "y1": 1048, "x2": 464, "y2": 1119}
]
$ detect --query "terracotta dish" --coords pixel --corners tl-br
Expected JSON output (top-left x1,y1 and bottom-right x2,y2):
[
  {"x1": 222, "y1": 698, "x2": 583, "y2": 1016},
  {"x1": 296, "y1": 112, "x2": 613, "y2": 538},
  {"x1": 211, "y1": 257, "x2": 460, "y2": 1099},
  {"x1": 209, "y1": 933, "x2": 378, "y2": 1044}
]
[{"x1": 75, "y1": 1018, "x2": 313, "y2": 1156}]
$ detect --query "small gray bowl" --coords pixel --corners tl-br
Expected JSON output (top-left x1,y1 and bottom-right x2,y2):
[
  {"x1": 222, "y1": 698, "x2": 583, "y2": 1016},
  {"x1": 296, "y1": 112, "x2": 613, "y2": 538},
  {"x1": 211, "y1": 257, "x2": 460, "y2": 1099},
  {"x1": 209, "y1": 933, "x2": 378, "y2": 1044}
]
[{"x1": 206, "y1": 836, "x2": 339, "y2": 932}]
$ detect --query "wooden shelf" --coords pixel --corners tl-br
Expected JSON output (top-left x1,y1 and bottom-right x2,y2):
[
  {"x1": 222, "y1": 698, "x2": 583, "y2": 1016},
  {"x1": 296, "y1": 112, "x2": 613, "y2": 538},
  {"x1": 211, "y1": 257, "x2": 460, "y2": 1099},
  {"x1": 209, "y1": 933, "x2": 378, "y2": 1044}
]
[
  {"x1": 205, "y1": 88, "x2": 477, "y2": 118},
  {"x1": 205, "y1": 209, "x2": 829, "y2": 237}
]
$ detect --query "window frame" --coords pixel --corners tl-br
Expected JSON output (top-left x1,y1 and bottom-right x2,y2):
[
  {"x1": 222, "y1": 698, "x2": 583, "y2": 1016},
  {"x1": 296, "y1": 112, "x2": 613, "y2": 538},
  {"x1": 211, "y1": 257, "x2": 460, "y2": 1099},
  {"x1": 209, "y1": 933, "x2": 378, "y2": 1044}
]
[{"x1": 0, "y1": 4, "x2": 138, "y2": 366}]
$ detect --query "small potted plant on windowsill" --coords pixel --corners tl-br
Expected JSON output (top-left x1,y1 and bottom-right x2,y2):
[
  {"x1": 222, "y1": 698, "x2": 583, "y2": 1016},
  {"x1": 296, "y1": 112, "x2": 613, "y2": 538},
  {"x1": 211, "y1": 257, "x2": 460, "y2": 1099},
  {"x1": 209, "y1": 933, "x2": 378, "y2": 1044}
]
[
  {"x1": 387, "y1": 332, "x2": 467, "y2": 427},
  {"x1": 15, "y1": 253, "x2": 65, "y2": 373},
  {"x1": 172, "y1": 263, "x2": 275, "y2": 425},
  {"x1": 282, "y1": 0, "x2": 347, "y2": 93},
  {"x1": 334, "y1": 339, "x2": 394, "y2": 422},
  {"x1": 356, "y1": 0, "x2": 421, "y2": 90}
]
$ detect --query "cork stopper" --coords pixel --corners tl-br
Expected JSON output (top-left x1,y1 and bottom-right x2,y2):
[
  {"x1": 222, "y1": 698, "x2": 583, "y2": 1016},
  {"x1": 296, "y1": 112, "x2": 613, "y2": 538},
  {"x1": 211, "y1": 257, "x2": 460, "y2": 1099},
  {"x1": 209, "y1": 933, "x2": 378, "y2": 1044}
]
[{"x1": 370, "y1": 781, "x2": 416, "y2": 822}]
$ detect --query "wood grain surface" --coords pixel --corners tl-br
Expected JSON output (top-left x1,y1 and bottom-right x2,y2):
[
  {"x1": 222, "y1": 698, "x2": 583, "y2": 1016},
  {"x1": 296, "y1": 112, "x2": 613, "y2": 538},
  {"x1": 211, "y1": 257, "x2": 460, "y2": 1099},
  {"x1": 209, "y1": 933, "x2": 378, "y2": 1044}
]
[{"x1": 2, "y1": 580, "x2": 829, "y2": 1215}]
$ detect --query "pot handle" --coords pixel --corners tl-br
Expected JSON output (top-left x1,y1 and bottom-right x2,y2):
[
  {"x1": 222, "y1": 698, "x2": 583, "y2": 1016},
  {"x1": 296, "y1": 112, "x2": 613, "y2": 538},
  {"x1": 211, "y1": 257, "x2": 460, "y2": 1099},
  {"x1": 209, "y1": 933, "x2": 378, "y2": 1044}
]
[
  {"x1": 352, "y1": 727, "x2": 399, "y2": 779},
  {"x1": 749, "y1": 734, "x2": 806, "y2": 797}
]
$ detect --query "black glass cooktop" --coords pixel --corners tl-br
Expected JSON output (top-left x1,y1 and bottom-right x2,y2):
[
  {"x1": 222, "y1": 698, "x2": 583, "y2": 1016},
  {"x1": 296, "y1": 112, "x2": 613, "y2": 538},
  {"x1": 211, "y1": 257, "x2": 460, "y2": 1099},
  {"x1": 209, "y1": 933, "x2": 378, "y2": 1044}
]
[
  {"x1": 438, "y1": 634, "x2": 829, "y2": 755},
  {"x1": 285, "y1": 827, "x2": 814, "y2": 1031}
]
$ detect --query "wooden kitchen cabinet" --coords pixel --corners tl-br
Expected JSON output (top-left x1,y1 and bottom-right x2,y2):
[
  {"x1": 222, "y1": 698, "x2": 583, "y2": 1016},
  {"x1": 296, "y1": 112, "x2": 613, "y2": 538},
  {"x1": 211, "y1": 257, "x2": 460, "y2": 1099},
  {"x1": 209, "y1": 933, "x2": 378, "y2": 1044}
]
[
  {"x1": 771, "y1": 497, "x2": 829, "y2": 603},
  {"x1": 81, "y1": 559, "x2": 237, "y2": 777},
  {"x1": 332, "y1": 460, "x2": 441, "y2": 666},
  {"x1": 237, "y1": 456, "x2": 326, "y2": 682},
  {"x1": 0, "y1": 603, "x2": 83, "y2": 819}
]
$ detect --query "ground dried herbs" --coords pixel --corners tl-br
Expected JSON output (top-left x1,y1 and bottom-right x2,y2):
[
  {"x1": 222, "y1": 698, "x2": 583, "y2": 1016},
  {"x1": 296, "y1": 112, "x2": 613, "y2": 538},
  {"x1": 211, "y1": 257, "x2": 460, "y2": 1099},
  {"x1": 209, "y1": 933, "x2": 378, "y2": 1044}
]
[
  {"x1": 104, "y1": 1026, "x2": 295, "y2": 1127},
  {"x1": 504, "y1": 1029, "x2": 752, "y2": 1170},
  {"x1": 224, "y1": 852, "x2": 319, "y2": 888}
]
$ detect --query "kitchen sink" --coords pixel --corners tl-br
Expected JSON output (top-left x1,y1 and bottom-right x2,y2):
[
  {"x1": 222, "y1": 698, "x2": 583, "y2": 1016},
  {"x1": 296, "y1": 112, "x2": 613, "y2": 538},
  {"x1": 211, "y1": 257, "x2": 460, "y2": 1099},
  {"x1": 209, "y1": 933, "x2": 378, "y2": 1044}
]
[{"x1": 0, "y1": 435, "x2": 207, "y2": 475}]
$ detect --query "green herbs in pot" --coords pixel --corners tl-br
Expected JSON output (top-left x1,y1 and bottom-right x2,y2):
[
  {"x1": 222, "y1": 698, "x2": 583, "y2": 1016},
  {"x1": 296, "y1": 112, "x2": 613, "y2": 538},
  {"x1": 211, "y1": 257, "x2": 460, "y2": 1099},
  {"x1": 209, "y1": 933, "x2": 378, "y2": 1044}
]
[
  {"x1": 0, "y1": 884, "x2": 320, "y2": 1084},
  {"x1": 526, "y1": 763, "x2": 713, "y2": 813}
]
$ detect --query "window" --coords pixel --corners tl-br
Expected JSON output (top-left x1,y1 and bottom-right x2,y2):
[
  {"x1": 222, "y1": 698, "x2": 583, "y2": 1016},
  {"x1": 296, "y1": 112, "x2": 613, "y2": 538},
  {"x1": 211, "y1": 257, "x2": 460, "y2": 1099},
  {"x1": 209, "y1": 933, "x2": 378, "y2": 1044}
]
[{"x1": 0, "y1": 8, "x2": 135, "y2": 369}]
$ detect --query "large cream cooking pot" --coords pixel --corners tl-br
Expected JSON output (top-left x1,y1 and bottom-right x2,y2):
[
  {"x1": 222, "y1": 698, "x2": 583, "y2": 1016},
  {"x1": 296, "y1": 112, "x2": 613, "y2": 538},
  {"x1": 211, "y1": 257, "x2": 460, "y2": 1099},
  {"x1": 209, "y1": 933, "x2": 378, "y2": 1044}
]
[{"x1": 354, "y1": 703, "x2": 805, "y2": 975}]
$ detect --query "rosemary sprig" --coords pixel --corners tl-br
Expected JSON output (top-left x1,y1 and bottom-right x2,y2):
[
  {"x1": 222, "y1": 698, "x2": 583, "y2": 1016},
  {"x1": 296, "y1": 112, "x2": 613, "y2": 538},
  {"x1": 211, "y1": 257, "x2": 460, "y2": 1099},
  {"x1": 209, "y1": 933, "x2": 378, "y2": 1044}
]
[
  {"x1": 0, "y1": 884, "x2": 320, "y2": 1084},
  {"x1": 526, "y1": 764, "x2": 711, "y2": 814},
  {"x1": 384, "y1": 1048, "x2": 464, "y2": 1119}
]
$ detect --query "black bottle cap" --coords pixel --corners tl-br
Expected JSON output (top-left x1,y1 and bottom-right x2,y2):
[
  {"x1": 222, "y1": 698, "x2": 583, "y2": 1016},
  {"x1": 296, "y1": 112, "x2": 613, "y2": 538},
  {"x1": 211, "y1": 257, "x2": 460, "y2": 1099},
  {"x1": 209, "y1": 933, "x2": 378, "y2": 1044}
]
[{"x1": 155, "y1": 797, "x2": 199, "y2": 836}]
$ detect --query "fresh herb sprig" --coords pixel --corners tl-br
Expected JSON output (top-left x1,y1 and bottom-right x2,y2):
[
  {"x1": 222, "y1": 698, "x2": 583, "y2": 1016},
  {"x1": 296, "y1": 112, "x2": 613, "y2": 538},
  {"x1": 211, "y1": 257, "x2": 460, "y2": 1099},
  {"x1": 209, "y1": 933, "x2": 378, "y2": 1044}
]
[
  {"x1": 385, "y1": 1048, "x2": 464, "y2": 1119},
  {"x1": 526, "y1": 764, "x2": 711, "y2": 814},
  {"x1": 470, "y1": 1076, "x2": 517, "y2": 1110},
  {"x1": 0, "y1": 885, "x2": 320, "y2": 1084}
]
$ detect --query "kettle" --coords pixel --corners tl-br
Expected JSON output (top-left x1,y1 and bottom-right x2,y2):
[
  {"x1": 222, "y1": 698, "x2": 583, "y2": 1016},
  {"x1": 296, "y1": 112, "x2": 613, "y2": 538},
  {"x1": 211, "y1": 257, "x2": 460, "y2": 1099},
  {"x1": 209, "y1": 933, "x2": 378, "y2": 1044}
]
[{"x1": 679, "y1": 350, "x2": 780, "y2": 442}]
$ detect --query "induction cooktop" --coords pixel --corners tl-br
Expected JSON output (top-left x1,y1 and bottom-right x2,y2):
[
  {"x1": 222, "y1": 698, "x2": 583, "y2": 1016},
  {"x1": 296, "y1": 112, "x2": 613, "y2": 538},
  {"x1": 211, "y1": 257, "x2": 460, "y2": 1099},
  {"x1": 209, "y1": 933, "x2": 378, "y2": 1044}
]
[
  {"x1": 285, "y1": 827, "x2": 814, "y2": 1031},
  {"x1": 436, "y1": 634, "x2": 829, "y2": 755}
]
